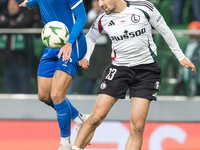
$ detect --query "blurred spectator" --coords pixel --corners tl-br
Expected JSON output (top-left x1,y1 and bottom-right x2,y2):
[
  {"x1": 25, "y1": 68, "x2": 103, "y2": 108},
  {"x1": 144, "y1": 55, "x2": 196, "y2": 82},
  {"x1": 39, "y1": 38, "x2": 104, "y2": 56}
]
[
  {"x1": 0, "y1": 0, "x2": 7, "y2": 14},
  {"x1": 175, "y1": 21, "x2": 200, "y2": 96},
  {"x1": 191, "y1": 0, "x2": 200, "y2": 22},
  {"x1": 83, "y1": 0, "x2": 92, "y2": 13},
  {"x1": 172, "y1": 0, "x2": 200, "y2": 25},
  {"x1": 0, "y1": 0, "x2": 33, "y2": 93},
  {"x1": 87, "y1": 0, "x2": 101, "y2": 24},
  {"x1": 31, "y1": 7, "x2": 43, "y2": 28}
]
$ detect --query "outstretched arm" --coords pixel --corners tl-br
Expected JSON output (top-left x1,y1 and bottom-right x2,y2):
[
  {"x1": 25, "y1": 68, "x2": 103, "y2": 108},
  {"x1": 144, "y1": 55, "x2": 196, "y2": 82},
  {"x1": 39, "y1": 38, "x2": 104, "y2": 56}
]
[
  {"x1": 154, "y1": 21, "x2": 196, "y2": 72},
  {"x1": 149, "y1": 6, "x2": 196, "y2": 72}
]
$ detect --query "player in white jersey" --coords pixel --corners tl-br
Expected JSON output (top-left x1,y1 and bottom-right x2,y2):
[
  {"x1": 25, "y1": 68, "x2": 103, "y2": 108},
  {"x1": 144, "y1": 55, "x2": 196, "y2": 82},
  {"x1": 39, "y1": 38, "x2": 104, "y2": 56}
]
[{"x1": 72, "y1": 0, "x2": 196, "y2": 150}]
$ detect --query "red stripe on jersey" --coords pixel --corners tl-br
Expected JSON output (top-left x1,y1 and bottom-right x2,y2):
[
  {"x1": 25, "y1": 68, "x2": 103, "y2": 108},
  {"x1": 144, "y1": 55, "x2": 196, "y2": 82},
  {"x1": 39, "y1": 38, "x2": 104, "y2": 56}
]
[
  {"x1": 112, "y1": 50, "x2": 117, "y2": 61},
  {"x1": 98, "y1": 15, "x2": 105, "y2": 33}
]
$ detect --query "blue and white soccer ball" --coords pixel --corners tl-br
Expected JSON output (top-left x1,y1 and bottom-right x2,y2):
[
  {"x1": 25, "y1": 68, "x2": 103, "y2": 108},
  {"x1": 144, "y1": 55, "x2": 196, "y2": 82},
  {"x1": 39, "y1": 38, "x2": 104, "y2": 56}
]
[{"x1": 41, "y1": 21, "x2": 69, "y2": 49}]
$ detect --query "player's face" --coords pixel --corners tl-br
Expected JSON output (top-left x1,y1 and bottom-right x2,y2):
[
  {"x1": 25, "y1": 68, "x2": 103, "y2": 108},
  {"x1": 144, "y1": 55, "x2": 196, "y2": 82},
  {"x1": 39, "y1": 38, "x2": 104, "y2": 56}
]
[{"x1": 99, "y1": 0, "x2": 117, "y2": 15}]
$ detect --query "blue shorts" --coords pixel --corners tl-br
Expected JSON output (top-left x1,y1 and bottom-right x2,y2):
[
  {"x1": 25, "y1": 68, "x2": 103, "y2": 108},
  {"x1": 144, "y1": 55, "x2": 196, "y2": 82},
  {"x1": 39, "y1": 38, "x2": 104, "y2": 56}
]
[{"x1": 37, "y1": 47, "x2": 78, "y2": 78}]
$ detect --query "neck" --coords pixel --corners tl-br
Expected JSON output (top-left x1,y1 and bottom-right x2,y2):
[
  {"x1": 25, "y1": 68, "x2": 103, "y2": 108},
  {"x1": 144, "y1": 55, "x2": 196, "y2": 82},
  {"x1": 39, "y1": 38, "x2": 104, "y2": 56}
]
[{"x1": 114, "y1": 0, "x2": 127, "y2": 13}]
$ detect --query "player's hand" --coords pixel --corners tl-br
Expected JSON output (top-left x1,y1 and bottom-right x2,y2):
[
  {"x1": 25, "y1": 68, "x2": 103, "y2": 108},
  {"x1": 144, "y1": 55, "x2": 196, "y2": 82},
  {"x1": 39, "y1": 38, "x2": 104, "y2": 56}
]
[
  {"x1": 19, "y1": 0, "x2": 33, "y2": 10},
  {"x1": 57, "y1": 42, "x2": 72, "y2": 61},
  {"x1": 179, "y1": 57, "x2": 196, "y2": 73},
  {"x1": 19, "y1": 0, "x2": 28, "y2": 7},
  {"x1": 78, "y1": 59, "x2": 89, "y2": 69}
]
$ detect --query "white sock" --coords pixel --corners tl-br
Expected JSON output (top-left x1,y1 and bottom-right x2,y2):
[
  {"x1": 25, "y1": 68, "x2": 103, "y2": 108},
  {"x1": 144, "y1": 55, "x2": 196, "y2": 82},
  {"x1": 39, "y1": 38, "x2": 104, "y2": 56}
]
[
  {"x1": 73, "y1": 113, "x2": 84, "y2": 125},
  {"x1": 72, "y1": 145, "x2": 82, "y2": 150},
  {"x1": 60, "y1": 136, "x2": 71, "y2": 145}
]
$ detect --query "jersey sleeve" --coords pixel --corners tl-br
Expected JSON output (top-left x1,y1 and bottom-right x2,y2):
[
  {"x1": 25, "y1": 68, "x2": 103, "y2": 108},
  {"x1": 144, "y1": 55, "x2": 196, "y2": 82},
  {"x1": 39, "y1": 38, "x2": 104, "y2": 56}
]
[
  {"x1": 67, "y1": 1, "x2": 87, "y2": 45},
  {"x1": 154, "y1": 21, "x2": 186, "y2": 61},
  {"x1": 67, "y1": 0, "x2": 83, "y2": 9},
  {"x1": 26, "y1": 0, "x2": 38, "y2": 8},
  {"x1": 149, "y1": 5, "x2": 164, "y2": 28},
  {"x1": 83, "y1": 13, "x2": 104, "y2": 61},
  {"x1": 86, "y1": 12, "x2": 104, "y2": 42},
  {"x1": 147, "y1": 3, "x2": 185, "y2": 61}
]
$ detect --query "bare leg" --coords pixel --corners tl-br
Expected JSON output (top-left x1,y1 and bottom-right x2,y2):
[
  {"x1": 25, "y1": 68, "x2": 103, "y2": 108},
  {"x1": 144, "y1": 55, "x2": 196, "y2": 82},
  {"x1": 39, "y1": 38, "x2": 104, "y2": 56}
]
[
  {"x1": 37, "y1": 71, "x2": 73, "y2": 108},
  {"x1": 37, "y1": 76, "x2": 52, "y2": 103},
  {"x1": 51, "y1": 70, "x2": 73, "y2": 104},
  {"x1": 74, "y1": 94, "x2": 118, "y2": 148},
  {"x1": 125, "y1": 97, "x2": 151, "y2": 150},
  {"x1": 38, "y1": 73, "x2": 81, "y2": 119}
]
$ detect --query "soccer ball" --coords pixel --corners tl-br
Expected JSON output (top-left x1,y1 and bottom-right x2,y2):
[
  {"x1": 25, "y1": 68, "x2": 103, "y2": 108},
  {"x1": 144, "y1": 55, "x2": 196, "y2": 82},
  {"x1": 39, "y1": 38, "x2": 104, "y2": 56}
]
[{"x1": 41, "y1": 21, "x2": 69, "y2": 49}]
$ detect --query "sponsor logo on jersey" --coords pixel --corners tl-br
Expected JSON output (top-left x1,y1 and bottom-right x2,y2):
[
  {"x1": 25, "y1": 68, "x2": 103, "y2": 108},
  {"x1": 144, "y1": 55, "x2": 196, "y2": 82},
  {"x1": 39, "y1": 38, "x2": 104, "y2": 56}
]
[
  {"x1": 110, "y1": 28, "x2": 146, "y2": 41},
  {"x1": 108, "y1": 20, "x2": 115, "y2": 26},
  {"x1": 131, "y1": 14, "x2": 140, "y2": 23}
]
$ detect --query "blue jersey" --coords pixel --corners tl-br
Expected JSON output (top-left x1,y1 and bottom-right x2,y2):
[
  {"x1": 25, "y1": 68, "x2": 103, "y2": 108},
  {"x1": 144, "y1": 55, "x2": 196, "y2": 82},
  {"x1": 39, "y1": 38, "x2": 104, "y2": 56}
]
[{"x1": 27, "y1": 0, "x2": 87, "y2": 62}]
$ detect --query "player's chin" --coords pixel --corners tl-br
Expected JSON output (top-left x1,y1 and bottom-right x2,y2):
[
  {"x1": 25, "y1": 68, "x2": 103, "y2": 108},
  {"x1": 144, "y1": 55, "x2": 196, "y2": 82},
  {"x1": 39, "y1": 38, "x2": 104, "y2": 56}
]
[{"x1": 105, "y1": 11, "x2": 111, "y2": 15}]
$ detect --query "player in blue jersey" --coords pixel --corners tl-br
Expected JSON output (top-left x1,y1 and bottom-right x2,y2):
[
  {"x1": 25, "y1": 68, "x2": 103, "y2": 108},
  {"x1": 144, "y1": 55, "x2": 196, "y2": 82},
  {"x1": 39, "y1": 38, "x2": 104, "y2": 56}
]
[{"x1": 19, "y1": 0, "x2": 88, "y2": 149}]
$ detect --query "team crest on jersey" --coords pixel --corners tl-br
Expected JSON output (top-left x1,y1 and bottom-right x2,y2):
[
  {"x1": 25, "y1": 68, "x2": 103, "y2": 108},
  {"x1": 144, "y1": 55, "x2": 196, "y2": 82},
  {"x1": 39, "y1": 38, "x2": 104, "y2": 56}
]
[{"x1": 131, "y1": 14, "x2": 140, "y2": 23}]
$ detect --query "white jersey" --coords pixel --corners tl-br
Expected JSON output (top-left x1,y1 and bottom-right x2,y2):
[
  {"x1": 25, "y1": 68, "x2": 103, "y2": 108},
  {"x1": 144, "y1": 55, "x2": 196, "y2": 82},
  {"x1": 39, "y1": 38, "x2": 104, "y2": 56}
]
[{"x1": 85, "y1": 0, "x2": 185, "y2": 67}]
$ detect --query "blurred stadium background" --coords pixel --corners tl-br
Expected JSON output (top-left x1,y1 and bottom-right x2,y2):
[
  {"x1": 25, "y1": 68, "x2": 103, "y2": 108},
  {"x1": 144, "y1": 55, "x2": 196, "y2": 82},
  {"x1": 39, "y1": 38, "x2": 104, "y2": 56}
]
[{"x1": 0, "y1": 0, "x2": 200, "y2": 149}]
